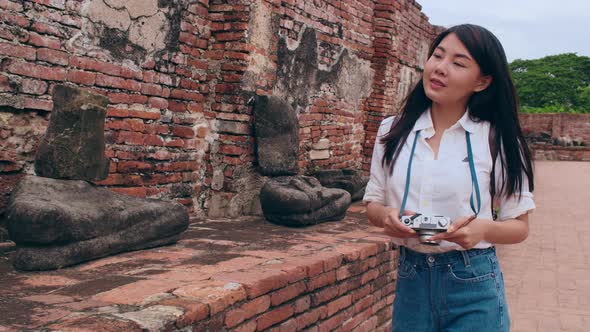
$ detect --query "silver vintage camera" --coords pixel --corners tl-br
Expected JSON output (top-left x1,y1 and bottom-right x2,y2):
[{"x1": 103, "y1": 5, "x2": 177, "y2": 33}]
[{"x1": 400, "y1": 213, "x2": 452, "y2": 246}]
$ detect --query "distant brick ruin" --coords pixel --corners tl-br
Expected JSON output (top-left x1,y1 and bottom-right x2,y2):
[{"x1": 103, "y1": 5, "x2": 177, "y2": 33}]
[{"x1": 0, "y1": 0, "x2": 442, "y2": 218}]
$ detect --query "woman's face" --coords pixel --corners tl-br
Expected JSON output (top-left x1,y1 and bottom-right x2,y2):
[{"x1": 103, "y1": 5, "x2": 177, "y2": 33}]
[{"x1": 423, "y1": 33, "x2": 491, "y2": 108}]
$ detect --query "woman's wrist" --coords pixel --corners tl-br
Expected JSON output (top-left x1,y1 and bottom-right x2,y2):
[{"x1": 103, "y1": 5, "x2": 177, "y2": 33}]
[{"x1": 481, "y1": 219, "x2": 494, "y2": 243}]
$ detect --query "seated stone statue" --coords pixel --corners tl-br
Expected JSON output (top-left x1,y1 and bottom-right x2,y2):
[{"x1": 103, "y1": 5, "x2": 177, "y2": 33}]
[
  {"x1": 7, "y1": 176, "x2": 188, "y2": 270},
  {"x1": 5, "y1": 85, "x2": 189, "y2": 270},
  {"x1": 259, "y1": 176, "x2": 351, "y2": 227},
  {"x1": 312, "y1": 169, "x2": 369, "y2": 202}
]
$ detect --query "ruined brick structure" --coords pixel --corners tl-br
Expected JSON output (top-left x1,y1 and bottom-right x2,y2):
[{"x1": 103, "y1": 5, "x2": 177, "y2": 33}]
[
  {"x1": 520, "y1": 113, "x2": 590, "y2": 161},
  {"x1": 0, "y1": 0, "x2": 441, "y2": 217}
]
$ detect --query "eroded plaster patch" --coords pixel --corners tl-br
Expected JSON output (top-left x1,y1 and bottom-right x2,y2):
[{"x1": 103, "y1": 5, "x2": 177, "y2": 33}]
[
  {"x1": 73, "y1": 0, "x2": 178, "y2": 63},
  {"x1": 242, "y1": 1, "x2": 278, "y2": 91}
]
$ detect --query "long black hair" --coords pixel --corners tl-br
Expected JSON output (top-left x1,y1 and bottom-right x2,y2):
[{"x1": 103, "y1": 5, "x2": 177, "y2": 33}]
[{"x1": 381, "y1": 24, "x2": 534, "y2": 198}]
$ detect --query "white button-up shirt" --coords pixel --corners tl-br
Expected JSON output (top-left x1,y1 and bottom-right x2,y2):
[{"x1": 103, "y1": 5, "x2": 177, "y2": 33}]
[{"x1": 363, "y1": 109, "x2": 535, "y2": 253}]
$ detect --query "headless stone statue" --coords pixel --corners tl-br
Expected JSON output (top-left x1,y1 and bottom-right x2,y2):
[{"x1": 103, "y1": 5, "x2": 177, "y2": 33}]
[
  {"x1": 260, "y1": 176, "x2": 351, "y2": 227},
  {"x1": 254, "y1": 96, "x2": 352, "y2": 227},
  {"x1": 313, "y1": 169, "x2": 368, "y2": 202},
  {"x1": 7, "y1": 85, "x2": 189, "y2": 271}
]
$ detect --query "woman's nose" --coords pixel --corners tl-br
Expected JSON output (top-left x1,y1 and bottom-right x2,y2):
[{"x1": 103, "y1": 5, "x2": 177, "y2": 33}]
[{"x1": 434, "y1": 60, "x2": 448, "y2": 76}]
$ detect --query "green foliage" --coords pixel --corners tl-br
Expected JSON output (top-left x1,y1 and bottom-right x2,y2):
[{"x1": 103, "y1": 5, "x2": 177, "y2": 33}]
[
  {"x1": 510, "y1": 53, "x2": 590, "y2": 113},
  {"x1": 520, "y1": 105, "x2": 589, "y2": 114}
]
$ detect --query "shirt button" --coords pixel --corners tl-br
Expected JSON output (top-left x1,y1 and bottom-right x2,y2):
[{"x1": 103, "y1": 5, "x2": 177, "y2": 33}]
[{"x1": 427, "y1": 256, "x2": 435, "y2": 263}]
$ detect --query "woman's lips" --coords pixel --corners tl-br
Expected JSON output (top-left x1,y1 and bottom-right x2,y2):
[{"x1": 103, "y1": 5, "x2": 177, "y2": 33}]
[{"x1": 430, "y1": 78, "x2": 446, "y2": 89}]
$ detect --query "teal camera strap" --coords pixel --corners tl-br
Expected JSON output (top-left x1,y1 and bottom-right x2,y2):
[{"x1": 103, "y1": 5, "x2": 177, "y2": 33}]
[{"x1": 399, "y1": 130, "x2": 481, "y2": 218}]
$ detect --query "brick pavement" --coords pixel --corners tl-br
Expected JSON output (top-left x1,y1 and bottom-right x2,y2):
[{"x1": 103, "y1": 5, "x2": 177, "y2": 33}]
[{"x1": 497, "y1": 161, "x2": 590, "y2": 332}]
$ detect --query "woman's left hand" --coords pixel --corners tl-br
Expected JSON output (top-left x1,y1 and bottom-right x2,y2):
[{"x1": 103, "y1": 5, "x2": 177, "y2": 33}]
[{"x1": 429, "y1": 216, "x2": 491, "y2": 249}]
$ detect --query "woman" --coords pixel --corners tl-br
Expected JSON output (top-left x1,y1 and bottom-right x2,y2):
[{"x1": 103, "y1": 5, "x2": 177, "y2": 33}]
[{"x1": 363, "y1": 24, "x2": 535, "y2": 331}]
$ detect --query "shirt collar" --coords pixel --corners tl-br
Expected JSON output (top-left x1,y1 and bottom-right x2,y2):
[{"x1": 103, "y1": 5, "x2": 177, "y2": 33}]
[
  {"x1": 412, "y1": 108, "x2": 479, "y2": 134},
  {"x1": 412, "y1": 108, "x2": 434, "y2": 132}
]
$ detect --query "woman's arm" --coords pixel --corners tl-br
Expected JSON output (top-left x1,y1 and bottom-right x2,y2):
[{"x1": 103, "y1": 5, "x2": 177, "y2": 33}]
[
  {"x1": 366, "y1": 202, "x2": 418, "y2": 238},
  {"x1": 484, "y1": 213, "x2": 529, "y2": 244},
  {"x1": 366, "y1": 202, "x2": 391, "y2": 228},
  {"x1": 430, "y1": 213, "x2": 530, "y2": 249}
]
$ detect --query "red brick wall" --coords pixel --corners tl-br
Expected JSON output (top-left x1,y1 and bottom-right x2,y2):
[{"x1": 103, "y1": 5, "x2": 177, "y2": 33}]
[
  {"x1": 0, "y1": 0, "x2": 440, "y2": 217},
  {"x1": 191, "y1": 241, "x2": 398, "y2": 331},
  {"x1": 520, "y1": 113, "x2": 590, "y2": 161},
  {"x1": 520, "y1": 113, "x2": 590, "y2": 143},
  {"x1": 0, "y1": 0, "x2": 212, "y2": 215},
  {"x1": 363, "y1": 1, "x2": 439, "y2": 171}
]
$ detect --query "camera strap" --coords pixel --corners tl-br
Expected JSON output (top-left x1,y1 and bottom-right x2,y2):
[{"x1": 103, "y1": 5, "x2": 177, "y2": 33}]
[{"x1": 399, "y1": 130, "x2": 481, "y2": 218}]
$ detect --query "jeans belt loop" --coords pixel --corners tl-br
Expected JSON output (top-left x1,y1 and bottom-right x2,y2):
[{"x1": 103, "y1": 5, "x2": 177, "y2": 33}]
[
  {"x1": 461, "y1": 250, "x2": 471, "y2": 268},
  {"x1": 399, "y1": 246, "x2": 406, "y2": 264}
]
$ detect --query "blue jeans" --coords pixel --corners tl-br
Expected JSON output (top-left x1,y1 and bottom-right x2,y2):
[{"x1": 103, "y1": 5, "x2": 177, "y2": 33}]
[{"x1": 392, "y1": 246, "x2": 510, "y2": 332}]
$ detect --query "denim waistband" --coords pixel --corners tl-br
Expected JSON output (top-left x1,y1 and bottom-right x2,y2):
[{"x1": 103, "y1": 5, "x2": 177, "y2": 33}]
[{"x1": 399, "y1": 246, "x2": 496, "y2": 267}]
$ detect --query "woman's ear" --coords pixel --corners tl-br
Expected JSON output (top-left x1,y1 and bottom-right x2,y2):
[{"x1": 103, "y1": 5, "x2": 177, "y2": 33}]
[{"x1": 473, "y1": 75, "x2": 492, "y2": 92}]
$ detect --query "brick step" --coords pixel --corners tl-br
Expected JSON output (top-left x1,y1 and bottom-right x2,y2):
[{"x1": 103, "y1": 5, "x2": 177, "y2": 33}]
[{"x1": 0, "y1": 206, "x2": 398, "y2": 331}]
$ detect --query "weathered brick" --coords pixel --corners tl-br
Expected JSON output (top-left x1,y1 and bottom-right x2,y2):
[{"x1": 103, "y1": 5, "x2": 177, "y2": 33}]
[
  {"x1": 173, "y1": 281, "x2": 248, "y2": 316},
  {"x1": 108, "y1": 92, "x2": 148, "y2": 104},
  {"x1": 213, "y1": 269, "x2": 290, "y2": 299},
  {"x1": 20, "y1": 78, "x2": 48, "y2": 95},
  {"x1": 256, "y1": 304, "x2": 294, "y2": 331},
  {"x1": 307, "y1": 271, "x2": 336, "y2": 292},
  {"x1": 225, "y1": 295, "x2": 270, "y2": 328},
  {"x1": 170, "y1": 88, "x2": 204, "y2": 102},
  {"x1": 0, "y1": 42, "x2": 36, "y2": 60},
  {"x1": 109, "y1": 186, "x2": 147, "y2": 197},
  {"x1": 148, "y1": 97, "x2": 168, "y2": 109},
  {"x1": 154, "y1": 298, "x2": 209, "y2": 327},
  {"x1": 171, "y1": 125, "x2": 195, "y2": 138},
  {"x1": 293, "y1": 295, "x2": 311, "y2": 314},
  {"x1": 7, "y1": 60, "x2": 66, "y2": 81},
  {"x1": 0, "y1": 0, "x2": 24, "y2": 10},
  {"x1": 96, "y1": 74, "x2": 141, "y2": 92},
  {"x1": 326, "y1": 294, "x2": 352, "y2": 317},
  {"x1": 317, "y1": 307, "x2": 354, "y2": 332},
  {"x1": 295, "y1": 306, "x2": 327, "y2": 331},
  {"x1": 216, "y1": 120, "x2": 250, "y2": 135},
  {"x1": 270, "y1": 281, "x2": 307, "y2": 306},
  {"x1": 311, "y1": 284, "x2": 339, "y2": 306},
  {"x1": 0, "y1": 11, "x2": 30, "y2": 27},
  {"x1": 361, "y1": 268, "x2": 380, "y2": 285},
  {"x1": 18, "y1": 97, "x2": 51, "y2": 111},
  {"x1": 37, "y1": 48, "x2": 68, "y2": 65},
  {"x1": 0, "y1": 73, "x2": 11, "y2": 92},
  {"x1": 27, "y1": 32, "x2": 61, "y2": 49},
  {"x1": 67, "y1": 69, "x2": 96, "y2": 85}
]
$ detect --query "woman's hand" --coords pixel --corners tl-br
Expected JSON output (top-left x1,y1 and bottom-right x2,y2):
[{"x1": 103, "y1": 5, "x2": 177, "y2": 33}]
[
  {"x1": 382, "y1": 208, "x2": 420, "y2": 239},
  {"x1": 430, "y1": 216, "x2": 492, "y2": 249}
]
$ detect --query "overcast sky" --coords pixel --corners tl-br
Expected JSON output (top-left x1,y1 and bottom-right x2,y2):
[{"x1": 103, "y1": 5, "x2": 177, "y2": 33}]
[{"x1": 417, "y1": 0, "x2": 590, "y2": 62}]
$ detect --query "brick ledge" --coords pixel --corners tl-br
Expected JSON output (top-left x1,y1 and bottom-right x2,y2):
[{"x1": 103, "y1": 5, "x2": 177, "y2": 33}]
[{"x1": 0, "y1": 204, "x2": 398, "y2": 331}]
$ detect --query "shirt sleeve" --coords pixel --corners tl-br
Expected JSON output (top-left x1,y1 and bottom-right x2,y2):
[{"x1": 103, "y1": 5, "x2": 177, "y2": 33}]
[
  {"x1": 363, "y1": 117, "x2": 394, "y2": 205},
  {"x1": 493, "y1": 148, "x2": 536, "y2": 220}
]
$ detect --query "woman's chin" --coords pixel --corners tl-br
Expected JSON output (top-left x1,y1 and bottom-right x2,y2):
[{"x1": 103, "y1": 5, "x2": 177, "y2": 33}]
[{"x1": 424, "y1": 90, "x2": 444, "y2": 104}]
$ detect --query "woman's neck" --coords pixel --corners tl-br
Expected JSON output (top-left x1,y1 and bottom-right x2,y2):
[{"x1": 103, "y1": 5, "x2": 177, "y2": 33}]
[{"x1": 430, "y1": 102, "x2": 467, "y2": 132}]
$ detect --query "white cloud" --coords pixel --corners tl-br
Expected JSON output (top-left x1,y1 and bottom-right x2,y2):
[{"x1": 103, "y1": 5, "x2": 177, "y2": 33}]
[{"x1": 418, "y1": 0, "x2": 590, "y2": 61}]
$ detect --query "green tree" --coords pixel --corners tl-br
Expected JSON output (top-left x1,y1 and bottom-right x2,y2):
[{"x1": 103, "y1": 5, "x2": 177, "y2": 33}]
[
  {"x1": 575, "y1": 85, "x2": 590, "y2": 111},
  {"x1": 510, "y1": 53, "x2": 590, "y2": 113}
]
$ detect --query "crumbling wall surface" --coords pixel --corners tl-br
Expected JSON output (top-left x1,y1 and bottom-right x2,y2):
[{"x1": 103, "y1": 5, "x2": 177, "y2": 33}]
[
  {"x1": 0, "y1": 0, "x2": 440, "y2": 217},
  {"x1": 205, "y1": 0, "x2": 440, "y2": 216},
  {"x1": 362, "y1": 1, "x2": 439, "y2": 171},
  {"x1": 0, "y1": 0, "x2": 212, "y2": 215},
  {"x1": 204, "y1": 0, "x2": 379, "y2": 218}
]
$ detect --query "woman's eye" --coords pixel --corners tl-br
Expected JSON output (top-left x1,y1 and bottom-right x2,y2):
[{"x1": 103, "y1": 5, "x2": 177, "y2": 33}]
[
  {"x1": 454, "y1": 62, "x2": 466, "y2": 68},
  {"x1": 432, "y1": 54, "x2": 442, "y2": 59}
]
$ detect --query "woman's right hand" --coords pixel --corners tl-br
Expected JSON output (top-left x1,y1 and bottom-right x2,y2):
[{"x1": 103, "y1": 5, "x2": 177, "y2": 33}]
[{"x1": 382, "y1": 208, "x2": 419, "y2": 239}]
